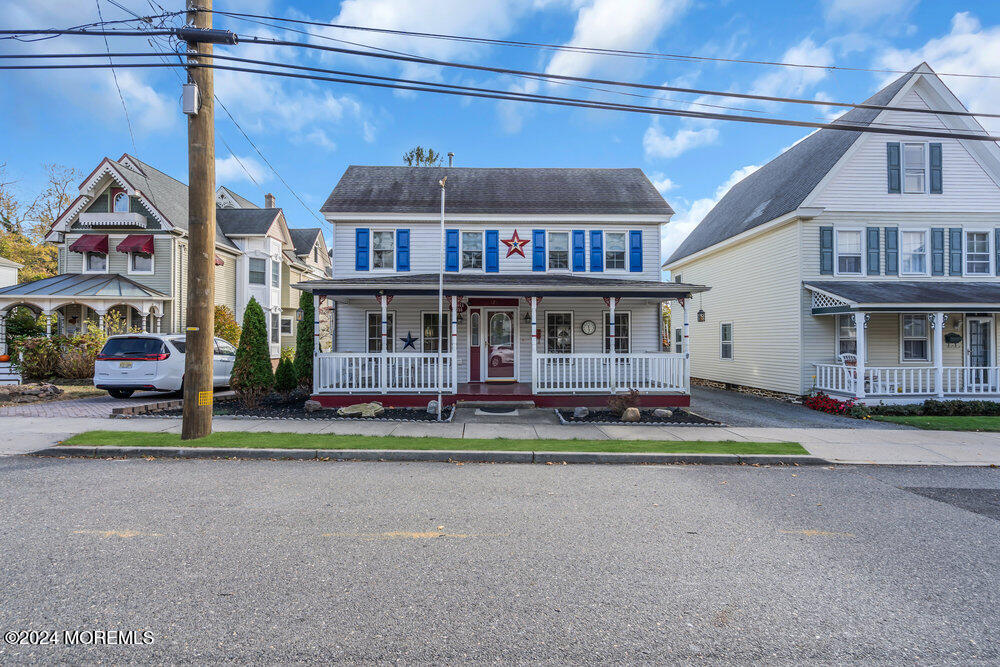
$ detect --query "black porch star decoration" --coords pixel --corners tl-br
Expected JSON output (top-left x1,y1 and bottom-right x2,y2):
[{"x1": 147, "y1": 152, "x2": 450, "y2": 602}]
[{"x1": 399, "y1": 331, "x2": 418, "y2": 349}]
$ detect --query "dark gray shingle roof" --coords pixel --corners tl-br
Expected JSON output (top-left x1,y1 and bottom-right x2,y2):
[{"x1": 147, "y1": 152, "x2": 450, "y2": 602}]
[
  {"x1": 806, "y1": 281, "x2": 1000, "y2": 306},
  {"x1": 216, "y1": 208, "x2": 280, "y2": 236},
  {"x1": 666, "y1": 69, "x2": 917, "y2": 265},
  {"x1": 288, "y1": 227, "x2": 321, "y2": 256},
  {"x1": 321, "y1": 166, "x2": 672, "y2": 216}
]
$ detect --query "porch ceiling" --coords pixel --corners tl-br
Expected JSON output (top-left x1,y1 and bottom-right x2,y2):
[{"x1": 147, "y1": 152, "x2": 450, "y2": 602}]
[
  {"x1": 295, "y1": 273, "x2": 708, "y2": 299},
  {"x1": 805, "y1": 281, "x2": 1000, "y2": 314}
]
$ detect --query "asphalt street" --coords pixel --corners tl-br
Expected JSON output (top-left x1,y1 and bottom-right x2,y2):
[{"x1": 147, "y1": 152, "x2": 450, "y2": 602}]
[{"x1": 1, "y1": 457, "x2": 998, "y2": 663}]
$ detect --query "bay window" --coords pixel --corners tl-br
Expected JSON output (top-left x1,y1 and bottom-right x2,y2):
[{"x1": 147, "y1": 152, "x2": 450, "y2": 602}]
[
  {"x1": 270, "y1": 312, "x2": 280, "y2": 344},
  {"x1": 271, "y1": 259, "x2": 280, "y2": 287},
  {"x1": 248, "y1": 258, "x2": 266, "y2": 285}
]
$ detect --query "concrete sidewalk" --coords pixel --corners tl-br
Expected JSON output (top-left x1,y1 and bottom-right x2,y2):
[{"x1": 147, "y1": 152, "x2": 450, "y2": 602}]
[{"x1": 3, "y1": 415, "x2": 1000, "y2": 466}]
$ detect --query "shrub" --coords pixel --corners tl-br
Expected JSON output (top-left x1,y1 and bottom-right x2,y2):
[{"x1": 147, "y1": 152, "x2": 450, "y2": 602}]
[
  {"x1": 803, "y1": 392, "x2": 869, "y2": 419},
  {"x1": 5, "y1": 306, "x2": 44, "y2": 345},
  {"x1": 274, "y1": 357, "x2": 298, "y2": 395},
  {"x1": 55, "y1": 322, "x2": 108, "y2": 379},
  {"x1": 294, "y1": 290, "x2": 314, "y2": 387},
  {"x1": 608, "y1": 388, "x2": 640, "y2": 416},
  {"x1": 230, "y1": 297, "x2": 273, "y2": 409},
  {"x1": 10, "y1": 335, "x2": 62, "y2": 380},
  {"x1": 214, "y1": 305, "x2": 241, "y2": 346}
]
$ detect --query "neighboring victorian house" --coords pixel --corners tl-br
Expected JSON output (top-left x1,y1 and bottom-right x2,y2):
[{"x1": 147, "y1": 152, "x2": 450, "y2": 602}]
[
  {"x1": 0, "y1": 154, "x2": 330, "y2": 359},
  {"x1": 664, "y1": 64, "x2": 1000, "y2": 403},
  {"x1": 295, "y1": 165, "x2": 707, "y2": 408}
]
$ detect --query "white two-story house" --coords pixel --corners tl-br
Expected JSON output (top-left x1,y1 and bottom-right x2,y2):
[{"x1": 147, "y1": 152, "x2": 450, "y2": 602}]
[
  {"x1": 665, "y1": 63, "x2": 1000, "y2": 403},
  {"x1": 296, "y1": 166, "x2": 707, "y2": 408}
]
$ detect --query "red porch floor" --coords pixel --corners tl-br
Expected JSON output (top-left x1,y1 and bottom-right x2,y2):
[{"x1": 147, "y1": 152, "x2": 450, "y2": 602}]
[{"x1": 311, "y1": 383, "x2": 690, "y2": 408}]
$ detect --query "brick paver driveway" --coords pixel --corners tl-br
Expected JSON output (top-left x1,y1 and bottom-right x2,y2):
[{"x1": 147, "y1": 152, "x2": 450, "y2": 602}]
[{"x1": 0, "y1": 391, "x2": 183, "y2": 418}]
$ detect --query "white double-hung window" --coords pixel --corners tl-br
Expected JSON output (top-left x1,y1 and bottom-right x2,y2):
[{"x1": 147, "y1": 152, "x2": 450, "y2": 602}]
[
  {"x1": 461, "y1": 231, "x2": 483, "y2": 270},
  {"x1": 835, "y1": 230, "x2": 863, "y2": 274},
  {"x1": 248, "y1": 257, "x2": 266, "y2": 285},
  {"x1": 548, "y1": 232, "x2": 569, "y2": 270},
  {"x1": 966, "y1": 231, "x2": 991, "y2": 275},
  {"x1": 605, "y1": 232, "x2": 627, "y2": 270},
  {"x1": 900, "y1": 230, "x2": 928, "y2": 275},
  {"x1": 901, "y1": 315, "x2": 929, "y2": 362},
  {"x1": 372, "y1": 231, "x2": 394, "y2": 270},
  {"x1": 836, "y1": 314, "x2": 857, "y2": 356},
  {"x1": 903, "y1": 143, "x2": 927, "y2": 194}
]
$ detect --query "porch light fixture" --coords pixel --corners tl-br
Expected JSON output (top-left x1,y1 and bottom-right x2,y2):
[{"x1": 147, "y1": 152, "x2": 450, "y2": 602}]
[{"x1": 697, "y1": 308, "x2": 706, "y2": 322}]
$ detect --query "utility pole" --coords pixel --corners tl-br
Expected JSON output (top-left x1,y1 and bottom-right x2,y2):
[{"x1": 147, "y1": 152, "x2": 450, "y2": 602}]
[{"x1": 181, "y1": 0, "x2": 216, "y2": 439}]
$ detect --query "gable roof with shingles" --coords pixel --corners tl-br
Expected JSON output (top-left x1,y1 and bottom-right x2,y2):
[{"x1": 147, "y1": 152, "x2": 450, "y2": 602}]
[
  {"x1": 217, "y1": 185, "x2": 260, "y2": 209},
  {"x1": 288, "y1": 227, "x2": 321, "y2": 256},
  {"x1": 665, "y1": 68, "x2": 918, "y2": 266},
  {"x1": 321, "y1": 166, "x2": 672, "y2": 216},
  {"x1": 216, "y1": 208, "x2": 282, "y2": 237}
]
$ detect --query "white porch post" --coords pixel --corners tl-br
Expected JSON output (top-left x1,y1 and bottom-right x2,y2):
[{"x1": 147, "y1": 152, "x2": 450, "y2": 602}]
[
  {"x1": 855, "y1": 312, "x2": 867, "y2": 399},
  {"x1": 44, "y1": 310, "x2": 52, "y2": 338},
  {"x1": 530, "y1": 296, "x2": 538, "y2": 394},
  {"x1": 380, "y1": 295, "x2": 388, "y2": 395},
  {"x1": 0, "y1": 313, "x2": 6, "y2": 355},
  {"x1": 450, "y1": 295, "x2": 458, "y2": 391},
  {"x1": 934, "y1": 312, "x2": 945, "y2": 398},
  {"x1": 609, "y1": 297, "x2": 617, "y2": 393},
  {"x1": 312, "y1": 294, "x2": 320, "y2": 396},
  {"x1": 682, "y1": 298, "x2": 690, "y2": 394},
  {"x1": 141, "y1": 309, "x2": 150, "y2": 333}
]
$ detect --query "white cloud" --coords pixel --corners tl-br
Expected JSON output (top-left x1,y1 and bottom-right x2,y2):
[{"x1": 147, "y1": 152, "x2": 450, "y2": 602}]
[
  {"x1": 875, "y1": 12, "x2": 1000, "y2": 133},
  {"x1": 823, "y1": 0, "x2": 917, "y2": 25},
  {"x1": 751, "y1": 38, "x2": 834, "y2": 100},
  {"x1": 650, "y1": 173, "x2": 677, "y2": 195},
  {"x1": 216, "y1": 155, "x2": 269, "y2": 186},
  {"x1": 643, "y1": 123, "x2": 719, "y2": 159},
  {"x1": 661, "y1": 164, "x2": 760, "y2": 261},
  {"x1": 545, "y1": 0, "x2": 692, "y2": 79}
]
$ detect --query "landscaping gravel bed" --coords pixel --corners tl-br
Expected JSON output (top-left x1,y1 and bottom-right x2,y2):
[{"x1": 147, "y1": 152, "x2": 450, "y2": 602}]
[
  {"x1": 556, "y1": 408, "x2": 719, "y2": 426},
  {"x1": 151, "y1": 396, "x2": 455, "y2": 422}
]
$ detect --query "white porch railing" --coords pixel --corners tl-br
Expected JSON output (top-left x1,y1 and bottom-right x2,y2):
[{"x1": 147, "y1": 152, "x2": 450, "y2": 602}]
[
  {"x1": 533, "y1": 353, "x2": 687, "y2": 393},
  {"x1": 814, "y1": 364, "x2": 1000, "y2": 397},
  {"x1": 316, "y1": 353, "x2": 457, "y2": 394}
]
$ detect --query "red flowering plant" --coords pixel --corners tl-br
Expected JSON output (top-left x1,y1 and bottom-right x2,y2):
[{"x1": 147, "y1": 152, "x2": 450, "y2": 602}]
[{"x1": 803, "y1": 392, "x2": 870, "y2": 419}]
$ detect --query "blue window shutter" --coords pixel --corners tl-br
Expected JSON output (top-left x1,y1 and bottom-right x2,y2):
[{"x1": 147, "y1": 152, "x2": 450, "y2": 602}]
[
  {"x1": 355, "y1": 228, "x2": 369, "y2": 271},
  {"x1": 532, "y1": 229, "x2": 546, "y2": 271},
  {"x1": 819, "y1": 226, "x2": 833, "y2": 275},
  {"x1": 572, "y1": 230, "x2": 586, "y2": 272},
  {"x1": 949, "y1": 227, "x2": 962, "y2": 276},
  {"x1": 396, "y1": 229, "x2": 410, "y2": 271},
  {"x1": 445, "y1": 229, "x2": 459, "y2": 272},
  {"x1": 628, "y1": 230, "x2": 643, "y2": 272},
  {"x1": 931, "y1": 228, "x2": 945, "y2": 276},
  {"x1": 929, "y1": 143, "x2": 943, "y2": 194},
  {"x1": 485, "y1": 230, "x2": 499, "y2": 273},
  {"x1": 884, "y1": 227, "x2": 898, "y2": 275},
  {"x1": 866, "y1": 228, "x2": 880, "y2": 275},
  {"x1": 887, "y1": 142, "x2": 901, "y2": 193},
  {"x1": 589, "y1": 230, "x2": 603, "y2": 272}
]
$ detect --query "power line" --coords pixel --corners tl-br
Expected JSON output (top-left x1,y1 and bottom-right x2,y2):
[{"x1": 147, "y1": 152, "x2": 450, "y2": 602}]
[
  {"x1": 207, "y1": 9, "x2": 1000, "y2": 81},
  {"x1": 2, "y1": 57, "x2": 997, "y2": 141}
]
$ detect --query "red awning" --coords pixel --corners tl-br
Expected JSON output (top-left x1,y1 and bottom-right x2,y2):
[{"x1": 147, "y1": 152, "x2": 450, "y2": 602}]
[
  {"x1": 68, "y1": 234, "x2": 108, "y2": 254},
  {"x1": 214, "y1": 254, "x2": 225, "y2": 266},
  {"x1": 116, "y1": 234, "x2": 154, "y2": 254}
]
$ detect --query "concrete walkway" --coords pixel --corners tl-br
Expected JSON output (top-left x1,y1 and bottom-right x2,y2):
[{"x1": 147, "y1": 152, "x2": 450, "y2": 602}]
[{"x1": 3, "y1": 415, "x2": 1000, "y2": 466}]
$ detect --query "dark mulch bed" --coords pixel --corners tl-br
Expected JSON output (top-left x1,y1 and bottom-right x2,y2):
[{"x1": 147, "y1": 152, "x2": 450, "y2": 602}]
[
  {"x1": 557, "y1": 408, "x2": 719, "y2": 425},
  {"x1": 153, "y1": 392, "x2": 454, "y2": 421}
]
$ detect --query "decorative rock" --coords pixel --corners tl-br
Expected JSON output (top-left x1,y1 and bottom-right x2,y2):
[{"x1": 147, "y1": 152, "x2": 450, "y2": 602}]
[
  {"x1": 303, "y1": 400, "x2": 322, "y2": 413},
  {"x1": 426, "y1": 400, "x2": 440, "y2": 415},
  {"x1": 572, "y1": 406, "x2": 589, "y2": 419},
  {"x1": 621, "y1": 407, "x2": 641, "y2": 422},
  {"x1": 652, "y1": 408, "x2": 673, "y2": 419},
  {"x1": 337, "y1": 401, "x2": 385, "y2": 418}
]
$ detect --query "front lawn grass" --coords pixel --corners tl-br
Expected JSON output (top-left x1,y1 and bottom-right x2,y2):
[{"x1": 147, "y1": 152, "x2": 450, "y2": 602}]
[
  {"x1": 63, "y1": 430, "x2": 807, "y2": 455},
  {"x1": 873, "y1": 415, "x2": 1000, "y2": 432}
]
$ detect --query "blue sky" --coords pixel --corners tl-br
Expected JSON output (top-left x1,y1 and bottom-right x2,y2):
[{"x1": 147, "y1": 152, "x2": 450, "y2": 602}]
[{"x1": 2, "y1": 0, "x2": 998, "y2": 259}]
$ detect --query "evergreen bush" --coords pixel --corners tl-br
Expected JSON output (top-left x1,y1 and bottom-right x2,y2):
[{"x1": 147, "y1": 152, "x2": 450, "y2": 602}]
[
  {"x1": 231, "y1": 297, "x2": 273, "y2": 408},
  {"x1": 294, "y1": 290, "x2": 314, "y2": 386},
  {"x1": 274, "y1": 357, "x2": 297, "y2": 395}
]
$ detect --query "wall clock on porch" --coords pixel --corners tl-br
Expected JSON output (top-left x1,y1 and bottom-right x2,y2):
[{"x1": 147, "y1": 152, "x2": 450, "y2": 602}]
[{"x1": 580, "y1": 320, "x2": 597, "y2": 335}]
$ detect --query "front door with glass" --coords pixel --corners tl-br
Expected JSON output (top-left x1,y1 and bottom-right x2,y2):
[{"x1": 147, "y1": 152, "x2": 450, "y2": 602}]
[
  {"x1": 485, "y1": 310, "x2": 515, "y2": 381},
  {"x1": 966, "y1": 317, "x2": 994, "y2": 391}
]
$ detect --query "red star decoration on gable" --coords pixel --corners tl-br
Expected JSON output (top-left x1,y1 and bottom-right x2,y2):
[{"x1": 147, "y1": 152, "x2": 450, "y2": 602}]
[{"x1": 501, "y1": 230, "x2": 530, "y2": 258}]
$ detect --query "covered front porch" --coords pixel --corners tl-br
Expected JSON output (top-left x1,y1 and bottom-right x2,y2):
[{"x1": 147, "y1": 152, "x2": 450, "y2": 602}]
[
  {"x1": 806, "y1": 281, "x2": 1000, "y2": 403},
  {"x1": 297, "y1": 274, "x2": 708, "y2": 407}
]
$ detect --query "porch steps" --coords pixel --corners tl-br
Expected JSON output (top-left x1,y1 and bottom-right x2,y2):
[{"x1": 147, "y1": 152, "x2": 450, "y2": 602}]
[
  {"x1": 455, "y1": 399, "x2": 536, "y2": 409},
  {"x1": 0, "y1": 362, "x2": 21, "y2": 386}
]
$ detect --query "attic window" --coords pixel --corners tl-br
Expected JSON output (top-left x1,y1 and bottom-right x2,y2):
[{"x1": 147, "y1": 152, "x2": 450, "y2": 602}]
[{"x1": 113, "y1": 192, "x2": 129, "y2": 213}]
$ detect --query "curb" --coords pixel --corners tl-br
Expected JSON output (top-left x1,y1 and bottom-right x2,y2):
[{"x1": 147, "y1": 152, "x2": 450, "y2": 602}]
[{"x1": 30, "y1": 445, "x2": 827, "y2": 466}]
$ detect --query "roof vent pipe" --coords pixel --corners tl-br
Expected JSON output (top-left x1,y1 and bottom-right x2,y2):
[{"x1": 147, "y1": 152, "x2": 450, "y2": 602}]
[{"x1": 448, "y1": 152, "x2": 454, "y2": 167}]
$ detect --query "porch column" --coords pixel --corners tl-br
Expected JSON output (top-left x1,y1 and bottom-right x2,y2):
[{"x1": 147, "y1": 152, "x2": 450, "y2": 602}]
[
  {"x1": 450, "y1": 295, "x2": 458, "y2": 391},
  {"x1": 609, "y1": 297, "x2": 617, "y2": 393},
  {"x1": 141, "y1": 309, "x2": 150, "y2": 333},
  {"x1": 682, "y1": 298, "x2": 690, "y2": 394},
  {"x1": 44, "y1": 310, "x2": 52, "y2": 338},
  {"x1": 855, "y1": 312, "x2": 867, "y2": 399},
  {"x1": 934, "y1": 312, "x2": 945, "y2": 398},
  {"x1": 155, "y1": 316, "x2": 162, "y2": 333},
  {"x1": 530, "y1": 296, "x2": 538, "y2": 394},
  {"x1": 380, "y1": 295, "x2": 388, "y2": 394},
  {"x1": 0, "y1": 313, "x2": 6, "y2": 355},
  {"x1": 312, "y1": 294, "x2": 320, "y2": 395}
]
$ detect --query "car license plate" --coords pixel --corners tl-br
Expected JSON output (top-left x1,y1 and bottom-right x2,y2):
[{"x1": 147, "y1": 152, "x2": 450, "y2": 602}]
[{"x1": 118, "y1": 361, "x2": 133, "y2": 368}]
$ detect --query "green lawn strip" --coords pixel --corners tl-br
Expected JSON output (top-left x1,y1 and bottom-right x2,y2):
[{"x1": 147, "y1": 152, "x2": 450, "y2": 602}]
[
  {"x1": 63, "y1": 430, "x2": 807, "y2": 456},
  {"x1": 873, "y1": 415, "x2": 1000, "y2": 432}
]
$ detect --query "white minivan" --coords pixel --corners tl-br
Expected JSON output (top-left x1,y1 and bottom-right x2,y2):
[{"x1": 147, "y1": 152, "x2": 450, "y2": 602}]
[{"x1": 94, "y1": 334, "x2": 236, "y2": 399}]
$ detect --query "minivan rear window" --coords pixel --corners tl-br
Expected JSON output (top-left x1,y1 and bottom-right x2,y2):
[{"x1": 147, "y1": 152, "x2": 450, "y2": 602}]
[
  {"x1": 169, "y1": 338, "x2": 186, "y2": 353},
  {"x1": 99, "y1": 337, "x2": 166, "y2": 358}
]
